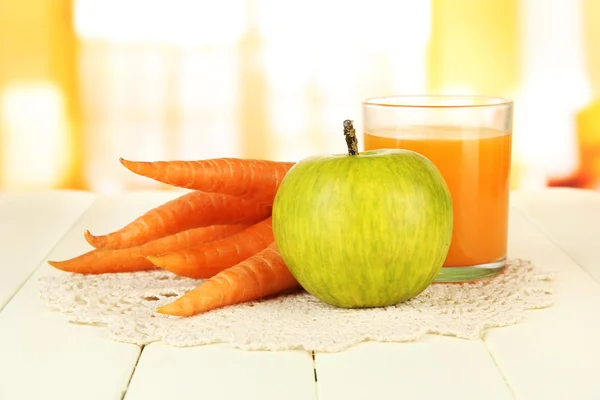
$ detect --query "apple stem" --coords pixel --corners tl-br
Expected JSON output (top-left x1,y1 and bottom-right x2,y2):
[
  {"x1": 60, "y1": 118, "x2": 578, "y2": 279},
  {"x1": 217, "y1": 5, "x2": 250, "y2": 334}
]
[{"x1": 343, "y1": 119, "x2": 359, "y2": 156}]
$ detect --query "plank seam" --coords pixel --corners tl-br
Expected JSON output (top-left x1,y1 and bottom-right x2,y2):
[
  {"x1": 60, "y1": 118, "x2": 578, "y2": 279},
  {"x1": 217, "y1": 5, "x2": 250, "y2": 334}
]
[
  {"x1": 312, "y1": 351, "x2": 320, "y2": 400},
  {"x1": 0, "y1": 195, "x2": 99, "y2": 315},
  {"x1": 481, "y1": 337, "x2": 518, "y2": 400},
  {"x1": 121, "y1": 345, "x2": 145, "y2": 400}
]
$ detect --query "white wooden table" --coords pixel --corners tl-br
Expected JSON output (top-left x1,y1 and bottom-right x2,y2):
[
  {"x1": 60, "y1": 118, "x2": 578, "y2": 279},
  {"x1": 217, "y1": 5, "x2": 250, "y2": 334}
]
[{"x1": 0, "y1": 188, "x2": 599, "y2": 400}]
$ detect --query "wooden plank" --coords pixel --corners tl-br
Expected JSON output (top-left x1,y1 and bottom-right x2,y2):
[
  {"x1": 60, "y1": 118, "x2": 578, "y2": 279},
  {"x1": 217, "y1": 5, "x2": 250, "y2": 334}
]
[
  {"x1": 0, "y1": 190, "x2": 97, "y2": 310},
  {"x1": 483, "y1": 205, "x2": 600, "y2": 400},
  {"x1": 125, "y1": 343, "x2": 316, "y2": 400},
  {"x1": 315, "y1": 337, "x2": 514, "y2": 400},
  {"x1": 0, "y1": 191, "x2": 182, "y2": 400},
  {"x1": 511, "y1": 188, "x2": 600, "y2": 284}
]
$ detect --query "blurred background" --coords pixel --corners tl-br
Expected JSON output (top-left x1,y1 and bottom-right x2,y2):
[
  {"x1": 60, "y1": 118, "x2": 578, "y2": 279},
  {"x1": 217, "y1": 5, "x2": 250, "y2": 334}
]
[{"x1": 1, "y1": 0, "x2": 599, "y2": 194}]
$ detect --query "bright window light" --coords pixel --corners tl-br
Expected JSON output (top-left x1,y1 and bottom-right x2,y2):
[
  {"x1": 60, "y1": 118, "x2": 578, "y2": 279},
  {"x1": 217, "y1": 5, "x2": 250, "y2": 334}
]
[
  {"x1": 73, "y1": 0, "x2": 248, "y2": 45},
  {"x1": 1, "y1": 82, "x2": 70, "y2": 189}
]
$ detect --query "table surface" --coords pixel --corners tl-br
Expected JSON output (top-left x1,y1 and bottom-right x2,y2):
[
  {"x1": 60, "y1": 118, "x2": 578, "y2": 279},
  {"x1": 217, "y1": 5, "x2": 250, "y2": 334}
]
[{"x1": 0, "y1": 187, "x2": 599, "y2": 400}]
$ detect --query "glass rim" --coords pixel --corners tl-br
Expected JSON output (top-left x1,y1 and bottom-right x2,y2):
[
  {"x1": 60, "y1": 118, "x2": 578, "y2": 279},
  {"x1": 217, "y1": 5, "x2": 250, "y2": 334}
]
[{"x1": 362, "y1": 94, "x2": 513, "y2": 109}]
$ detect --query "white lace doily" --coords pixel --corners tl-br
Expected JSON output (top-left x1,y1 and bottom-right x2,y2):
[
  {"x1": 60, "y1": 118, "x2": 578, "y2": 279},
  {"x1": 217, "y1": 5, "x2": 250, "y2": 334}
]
[{"x1": 38, "y1": 258, "x2": 555, "y2": 352}]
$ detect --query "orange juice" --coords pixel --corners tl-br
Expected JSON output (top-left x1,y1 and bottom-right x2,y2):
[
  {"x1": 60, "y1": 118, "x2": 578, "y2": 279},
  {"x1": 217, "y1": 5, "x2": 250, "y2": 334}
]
[{"x1": 364, "y1": 126, "x2": 512, "y2": 267}]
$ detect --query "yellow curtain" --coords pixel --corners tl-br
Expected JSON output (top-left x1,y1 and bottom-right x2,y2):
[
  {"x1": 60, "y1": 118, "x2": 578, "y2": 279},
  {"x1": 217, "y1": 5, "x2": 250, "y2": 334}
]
[
  {"x1": 427, "y1": 0, "x2": 519, "y2": 98},
  {"x1": 0, "y1": 0, "x2": 82, "y2": 190}
]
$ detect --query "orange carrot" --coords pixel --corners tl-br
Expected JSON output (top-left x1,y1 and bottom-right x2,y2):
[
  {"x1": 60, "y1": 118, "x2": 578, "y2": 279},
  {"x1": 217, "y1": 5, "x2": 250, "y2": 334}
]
[
  {"x1": 156, "y1": 242, "x2": 300, "y2": 316},
  {"x1": 119, "y1": 158, "x2": 295, "y2": 204},
  {"x1": 85, "y1": 190, "x2": 271, "y2": 250},
  {"x1": 48, "y1": 224, "x2": 249, "y2": 274},
  {"x1": 147, "y1": 217, "x2": 274, "y2": 279}
]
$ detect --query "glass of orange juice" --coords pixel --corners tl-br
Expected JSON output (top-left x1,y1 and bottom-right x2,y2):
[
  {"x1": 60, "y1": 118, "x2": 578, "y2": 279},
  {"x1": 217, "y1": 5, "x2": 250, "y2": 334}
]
[{"x1": 362, "y1": 95, "x2": 513, "y2": 282}]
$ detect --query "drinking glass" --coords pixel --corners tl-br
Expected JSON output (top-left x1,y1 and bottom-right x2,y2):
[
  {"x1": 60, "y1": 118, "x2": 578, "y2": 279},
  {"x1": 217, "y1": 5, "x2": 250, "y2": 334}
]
[{"x1": 362, "y1": 95, "x2": 513, "y2": 282}]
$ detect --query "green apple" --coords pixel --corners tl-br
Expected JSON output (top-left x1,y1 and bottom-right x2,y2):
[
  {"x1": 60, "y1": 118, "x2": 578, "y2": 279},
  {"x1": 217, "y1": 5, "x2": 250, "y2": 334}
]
[{"x1": 272, "y1": 120, "x2": 453, "y2": 308}]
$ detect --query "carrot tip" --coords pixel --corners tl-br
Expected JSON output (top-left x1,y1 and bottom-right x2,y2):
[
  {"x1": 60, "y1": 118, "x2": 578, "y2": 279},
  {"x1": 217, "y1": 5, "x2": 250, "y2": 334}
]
[
  {"x1": 155, "y1": 304, "x2": 174, "y2": 315},
  {"x1": 155, "y1": 301, "x2": 189, "y2": 316},
  {"x1": 145, "y1": 255, "x2": 165, "y2": 268},
  {"x1": 119, "y1": 158, "x2": 143, "y2": 173},
  {"x1": 83, "y1": 230, "x2": 100, "y2": 246},
  {"x1": 47, "y1": 260, "x2": 70, "y2": 272}
]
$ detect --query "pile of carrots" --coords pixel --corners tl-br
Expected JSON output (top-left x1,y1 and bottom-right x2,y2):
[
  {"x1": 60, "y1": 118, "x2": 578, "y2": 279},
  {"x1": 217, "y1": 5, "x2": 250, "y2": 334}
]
[{"x1": 48, "y1": 157, "x2": 302, "y2": 317}]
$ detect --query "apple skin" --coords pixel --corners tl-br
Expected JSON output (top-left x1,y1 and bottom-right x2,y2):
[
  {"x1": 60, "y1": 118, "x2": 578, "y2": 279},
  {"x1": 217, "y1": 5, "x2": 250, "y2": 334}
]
[{"x1": 272, "y1": 148, "x2": 453, "y2": 308}]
